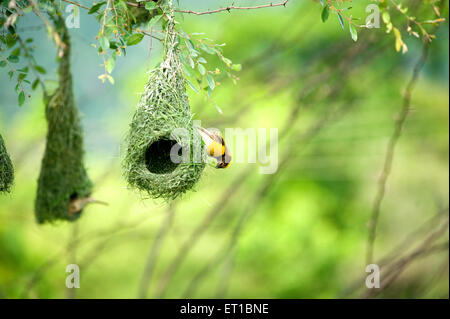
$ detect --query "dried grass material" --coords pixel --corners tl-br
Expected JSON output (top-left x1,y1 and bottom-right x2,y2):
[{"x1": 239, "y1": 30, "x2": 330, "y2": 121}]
[
  {"x1": 123, "y1": 3, "x2": 205, "y2": 200},
  {"x1": 35, "y1": 20, "x2": 92, "y2": 224}
]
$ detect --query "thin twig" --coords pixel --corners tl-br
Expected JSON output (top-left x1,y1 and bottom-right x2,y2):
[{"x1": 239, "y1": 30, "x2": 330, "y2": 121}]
[
  {"x1": 175, "y1": 0, "x2": 290, "y2": 15},
  {"x1": 30, "y1": 0, "x2": 65, "y2": 55},
  {"x1": 61, "y1": 0, "x2": 90, "y2": 10},
  {"x1": 133, "y1": 28, "x2": 164, "y2": 41},
  {"x1": 362, "y1": 218, "x2": 449, "y2": 298},
  {"x1": 188, "y1": 99, "x2": 356, "y2": 298},
  {"x1": 184, "y1": 38, "x2": 391, "y2": 297},
  {"x1": 153, "y1": 167, "x2": 252, "y2": 298},
  {"x1": 137, "y1": 203, "x2": 176, "y2": 299},
  {"x1": 388, "y1": 0, "x2": 445, "y2": 42},
  {"x1": 341, "y1": 208, "x2": 448, "y2": 298},
  {"x1": 156, "y1": 35, "x2": 382, "y2": 298},
  {"x1": 377, "y1": 207, "x2": 449, "y2": 267},
  {"x1": 21, "y1": 212, "x2": 160, "y2": 297},
  {"x1": 366, "y1": 41, "x2": 430, "y2": 266},
  {"x1": 101, "y1": 0, "x2": 111, "y2": 36},
  {"x1": 61, "y1": 0, "x2": 290, "y2": 16}
]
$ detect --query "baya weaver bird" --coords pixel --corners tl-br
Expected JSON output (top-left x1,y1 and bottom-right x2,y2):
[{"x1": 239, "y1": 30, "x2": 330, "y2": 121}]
[{"x1": 197, "y1": 127, "x2": 232, "y2": 169}]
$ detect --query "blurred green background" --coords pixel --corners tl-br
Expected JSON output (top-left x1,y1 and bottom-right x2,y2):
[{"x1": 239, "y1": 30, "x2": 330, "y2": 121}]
[{"x1": 0, "y1": 0, "x2": 449, "y2": 298}]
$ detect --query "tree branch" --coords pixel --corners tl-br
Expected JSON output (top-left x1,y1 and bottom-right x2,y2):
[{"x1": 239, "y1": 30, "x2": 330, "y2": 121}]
[
  {"x1": 363, "y1": 218, "x2": 449, "y2": 298},
  {"x1": 61, "y1": 0, "x2": 90, "y2": 10},
  {"x1": 62, "y1": 0, "x2": 290, "y2": 16},
  {"x1": 366, "y1": 41, "x2": 430, "y2": 266},
  {"x1": 137, "y1": 204, "x2": 176, "y2": 299},
  {"x1": 175, "y1": 0, "x2": 290, "y2": 15}
]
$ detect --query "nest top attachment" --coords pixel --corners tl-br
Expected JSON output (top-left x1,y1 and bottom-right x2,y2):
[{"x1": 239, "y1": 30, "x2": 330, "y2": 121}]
[
  {"x1": 0, "y1": 134, "x2": 14, "y2": 194},
  {"x1": 123, "y1": 2, "x2": 205, "y2": 200}
]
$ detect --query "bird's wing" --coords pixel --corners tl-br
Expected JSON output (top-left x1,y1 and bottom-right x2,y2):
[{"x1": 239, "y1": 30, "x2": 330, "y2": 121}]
[{"x1": 197, "y1": 127, "x2": 215, "y2": 146}]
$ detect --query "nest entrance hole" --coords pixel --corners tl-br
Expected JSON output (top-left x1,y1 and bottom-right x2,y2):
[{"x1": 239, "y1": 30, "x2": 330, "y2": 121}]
[{"x1": 145, "y1": 139, "x2": 182, "y2": 174}]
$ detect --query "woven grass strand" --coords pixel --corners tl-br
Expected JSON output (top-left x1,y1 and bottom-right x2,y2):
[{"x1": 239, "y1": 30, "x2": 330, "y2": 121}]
[
  {"x1": 0, "y1": 134, "x2": 14, "y2": 194},
  {"x1": 35, "y1": 16, "x2": 93, "y2": 223},
  {"x1": 123, "y1": 0, "x2": 205, "y2": 200}
]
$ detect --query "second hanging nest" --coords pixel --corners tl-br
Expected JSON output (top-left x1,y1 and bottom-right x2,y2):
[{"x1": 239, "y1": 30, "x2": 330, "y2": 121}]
[
  {"x1": 0, "y1": 134, "x2": 14, "y2": 194},
  {"x1": 123, "y1": 5, "x2": 205, "y2": 200},
  {"x1": 35, "y1": 16, "x2": 93, "y2": 223}
]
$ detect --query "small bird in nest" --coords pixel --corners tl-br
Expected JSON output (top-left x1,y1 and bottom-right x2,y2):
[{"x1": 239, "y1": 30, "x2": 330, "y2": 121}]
[
  {"x1": 197, "y1": 127, "x2": 232, "y2": 169},
  {"x1": 68, "y1": 197, "x2": 108, "y2": 215}
]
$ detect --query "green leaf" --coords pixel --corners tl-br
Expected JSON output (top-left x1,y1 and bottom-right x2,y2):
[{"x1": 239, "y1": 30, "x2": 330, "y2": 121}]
[
  {"x1": 321, "y1": 6, "x2": 329, "y2": 23},
  {"x1": 198, "y1": 63, "x2": 206, "y2": 75},
  {"x1": 182, "y1": 64, "x2": 193, "y2": 77},
  {"x1": 393, "y1": 27, "x2": 406, "y2": 52},
  {"x1": 127, "y1": 33, "x2": 144, "y2": 46},
  {"x1": 98, "y1": 74, "x2": 108, "y2": 83},
  {"x1": 34, "y1": 65, "x2": 46, "y2": 74},
  {"x1": 338, "y1": 13, "x2": 345, "y2": 30},
  {"x1": 7, "y1": 55, "x2": 19, "y2": 63},
  {"x1": 189, "y1": 50, "x2": 199, "y2": 58},
  {"x1": 206, "y1": 74, "x2": 215, "y2": 90},
  {"x1": 11, "y1": 47, "x2": 21, "y2": 56},
  {"x1": 349, "y1": 24, "x2": 358, "y2": 42},
  {"x1": 99, "y1": 36, "x2": 110, "y2": 51},
  {"x1": 145, "y1": 2, "x2": 157, "y2": 10},
  {"x1": 231, "y1": 64, "x2": 242, "y2": 71},
  {"x1": 187, "y1": 55, "x2": 195, "y2": 69},
  {"x1": 148, "y1": 15, "x2": 162, "y2": 29},
  {"x1": 200, "y1": 43, "x2": 216, "y2": 55},
  {"x1": 186, "y1": 79, "x2": 199, "y2": 93},
  {"x1": 89, "y1": 2, "x2": 106, "y2": 15},
  {"x1": 185, "y1": 39, "x2": 195, "y2": 51},
  {"x1": 106, "y1": 58, "x2": 115, "y2": 73},
  {"x1": 0, "y1": 60, "x2": 6, "y2": 68},
  {"x1": 221, "y1": 57, "x2": 232, "y2": 66},
  {"x1": 18, "y1": 91, "x2": 25, "y2": 106},
  {"x1": 5, "y1": 34, "x2": 17, "y2": 48},
  {"x1": 32, "y1": 78, "x2": 39, "y2": 90},
  {"x1": 107, "y1": 75, "x2": 115, "y2": 85},
  {"x1": 382, "y1": 11, "x2": 391, "y2": 24},
  {"x1": 109, "y1": 41, "x2": 118, "y2": 49}
]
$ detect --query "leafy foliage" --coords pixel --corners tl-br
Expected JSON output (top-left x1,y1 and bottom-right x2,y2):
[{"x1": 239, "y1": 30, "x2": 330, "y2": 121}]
[
  {"x1": 90, "y1": 0, "x2": 240, "y2": 105},
  {"x1": 1, "y1": 1, "x2": 39, "y2": 106},
  {"x1": 0, "y1": 0, "x2": 445, "y2": 106},
  {"x1": 319, "y1": 0, "x2": 445, "y2": 49}
]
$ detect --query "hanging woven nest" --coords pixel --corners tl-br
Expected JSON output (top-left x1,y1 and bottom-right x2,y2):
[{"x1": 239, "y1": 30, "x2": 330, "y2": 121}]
[
  {"x1": 35, "y1": 19, "x2": 93, "y2": 223},
  {"x1": 0, "y1": 134, "x2": 14, "y2": 194},
  {"x1": 123, "y1": 3, "x2": 205, "y2": 200}
]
